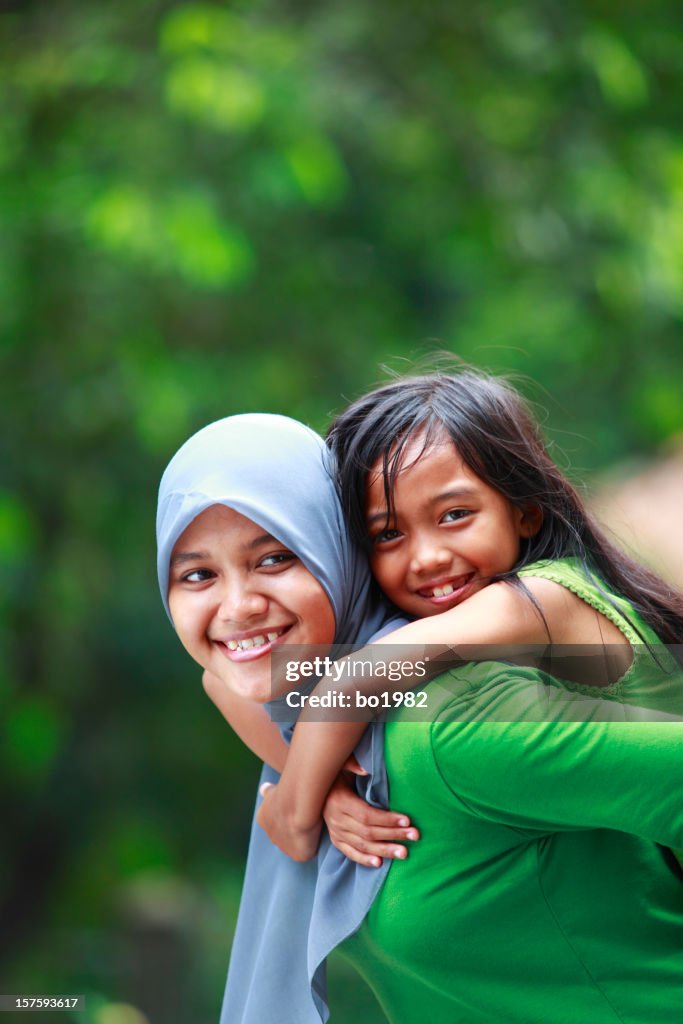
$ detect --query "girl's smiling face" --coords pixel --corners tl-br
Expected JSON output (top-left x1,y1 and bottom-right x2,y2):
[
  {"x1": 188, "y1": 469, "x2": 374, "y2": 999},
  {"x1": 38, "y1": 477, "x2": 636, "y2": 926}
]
[
  {"x1": 168, "y1": 504, "x2": 336, "y2": 702},
  {"x1": 365, "y1": 433, "x2": 542, "y2": 619}
]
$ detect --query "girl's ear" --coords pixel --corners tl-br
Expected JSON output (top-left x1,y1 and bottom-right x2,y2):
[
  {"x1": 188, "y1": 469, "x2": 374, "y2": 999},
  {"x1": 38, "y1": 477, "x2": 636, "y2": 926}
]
[{"x1": 518, "y1": 503, "x2": 543, "y2": 538}]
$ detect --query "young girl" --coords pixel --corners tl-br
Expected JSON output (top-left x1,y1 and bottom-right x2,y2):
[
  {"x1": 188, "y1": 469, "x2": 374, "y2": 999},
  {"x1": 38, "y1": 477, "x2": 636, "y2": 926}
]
[{"x1": 257, "y1": 367, "x2": 683, "y2": 1023}]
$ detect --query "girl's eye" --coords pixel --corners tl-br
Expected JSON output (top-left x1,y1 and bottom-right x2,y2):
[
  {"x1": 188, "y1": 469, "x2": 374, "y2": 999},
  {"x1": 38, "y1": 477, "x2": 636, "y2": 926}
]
[
  {"x1": 441, "y1": 509, "x2": 471, "y2": 524},
  {"x1": 371, "y1": 527, "x2": 401, "y2": 546},
  {"x1": 259, "y1": 552, "x2": 296, "y2": 569}
]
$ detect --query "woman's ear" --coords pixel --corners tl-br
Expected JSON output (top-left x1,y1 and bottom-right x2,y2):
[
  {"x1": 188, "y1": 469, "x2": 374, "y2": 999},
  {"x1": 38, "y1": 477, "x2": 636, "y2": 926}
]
[{"x1": 518, "y1": 503, "x2": 543, "y2": 538}]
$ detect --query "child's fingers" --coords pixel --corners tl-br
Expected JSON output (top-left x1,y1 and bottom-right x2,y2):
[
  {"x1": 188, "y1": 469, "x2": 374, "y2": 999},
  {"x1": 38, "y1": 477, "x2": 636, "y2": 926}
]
[
  {"x1": 331, "y1": 788, "x2": 414, "y2": 829},
  {"x1": 325, "y1": 801, "x2": 419, "y2": 858},
  {"x1": 358, "y1": 809, "x2": 414, "y2": 829},
  {"x1": 334, "y1": 842, "x2": 384, "y2": 868},
  {"x1": 322, "y1": 777, "x2": 419, "y2": 854},
  {"x1": 343, "y1": 823, "x2": 420, "y2": 843},
  {"x1": 330, "y1": 835, "x2": 410, "y2": 865},
  {"x1": 332, "y1": 817, "x2": 419, "y2": 844},
  {"x1": 342, "y1": 755, "x2": 369, "y2": 776},
  {"x1": 340, "y1": 802, "x2": 417, "y2": 832}
]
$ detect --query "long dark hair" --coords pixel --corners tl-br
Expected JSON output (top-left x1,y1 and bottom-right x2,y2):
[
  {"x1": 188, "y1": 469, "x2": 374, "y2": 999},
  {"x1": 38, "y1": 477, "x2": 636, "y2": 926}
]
[{"x1": 326, "y1": 365, "x2": 683, "y2": 647}]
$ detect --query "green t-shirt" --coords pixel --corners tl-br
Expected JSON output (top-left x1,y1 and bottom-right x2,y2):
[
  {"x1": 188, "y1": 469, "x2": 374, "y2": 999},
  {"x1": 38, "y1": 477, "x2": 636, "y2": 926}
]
[{"x1": 342, "y1": 558, "x2": 683, "y2": 1023}]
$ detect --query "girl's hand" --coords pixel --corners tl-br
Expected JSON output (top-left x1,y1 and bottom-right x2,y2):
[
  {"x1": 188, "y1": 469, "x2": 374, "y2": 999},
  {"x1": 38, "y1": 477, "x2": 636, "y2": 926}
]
[
  {"x1": 323, "y1": 770, "x2": 420, "y2": 868},
  {"x1": 256, "y1": 781, "x2": 322, "y2": 861}
]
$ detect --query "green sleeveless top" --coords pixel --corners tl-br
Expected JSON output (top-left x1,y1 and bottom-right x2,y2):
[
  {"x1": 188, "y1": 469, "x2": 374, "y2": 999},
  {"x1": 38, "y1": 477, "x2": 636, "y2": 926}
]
[
  {"x1": 342, "y1": 558, "x2": 683, "y2": 1024},
  {"x1": 517, "y1": 557, "x2": 680, "y2": 713}
]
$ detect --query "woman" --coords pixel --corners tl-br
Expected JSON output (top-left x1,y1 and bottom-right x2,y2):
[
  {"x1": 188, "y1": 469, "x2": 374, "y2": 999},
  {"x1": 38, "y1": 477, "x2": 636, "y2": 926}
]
[{"x1": 156, "y1": 412, "x2": 407, "y2": 1023}]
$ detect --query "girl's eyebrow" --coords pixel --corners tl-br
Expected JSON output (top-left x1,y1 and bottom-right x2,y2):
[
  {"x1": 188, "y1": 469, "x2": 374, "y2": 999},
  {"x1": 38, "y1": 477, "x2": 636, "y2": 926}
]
[
  {"x1": 366, "y1": 510, "x2": 393, "y2": 527},
  {"x1": 366, "y1": 486, "x2": 479, "y2": 524},
  {"x1": 430, "y1": 486, "x2": 479, "y2": 503}
]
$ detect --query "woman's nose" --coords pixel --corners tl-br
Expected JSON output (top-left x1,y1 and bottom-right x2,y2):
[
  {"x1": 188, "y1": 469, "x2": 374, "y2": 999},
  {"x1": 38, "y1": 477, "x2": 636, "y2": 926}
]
[
  {"x1": 409, "y1": 535, "x2": 452, "y2": 576},
  {"x1": 215, "y1": 578, "x2": 269, "y2": 622}
]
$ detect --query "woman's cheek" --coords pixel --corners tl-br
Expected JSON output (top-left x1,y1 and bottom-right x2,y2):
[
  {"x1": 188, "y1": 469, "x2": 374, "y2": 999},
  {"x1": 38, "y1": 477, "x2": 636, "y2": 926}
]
[
  {"x1": 291, "y1": 577, "x2": 336, "y2": 645},
  {"x1": 170, "y1": 594, "x2": 205, "y2": 659}
]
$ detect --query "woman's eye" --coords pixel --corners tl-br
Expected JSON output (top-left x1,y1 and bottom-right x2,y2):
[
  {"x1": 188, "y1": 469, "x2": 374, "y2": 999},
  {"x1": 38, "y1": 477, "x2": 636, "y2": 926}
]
[
  {"x1": 182, "y1": 568, "x2": 215, "y2": 583},
  {"x1": 441, "y1": 509, "x2": 471, "y2": 524},
  {"x1": 259, "y1": 552, "x2": 296, "y2": 569}
]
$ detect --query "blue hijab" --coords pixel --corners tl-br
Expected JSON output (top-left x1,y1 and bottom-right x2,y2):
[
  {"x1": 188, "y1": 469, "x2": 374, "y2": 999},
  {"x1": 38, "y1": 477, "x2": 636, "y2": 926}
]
[{"x1": 156, "y1": 414, "x2": 405, "y2": 1023}]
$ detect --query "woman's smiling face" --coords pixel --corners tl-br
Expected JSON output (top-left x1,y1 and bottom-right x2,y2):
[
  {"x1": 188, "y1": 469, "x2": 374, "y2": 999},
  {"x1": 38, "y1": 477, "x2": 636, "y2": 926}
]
[{"x1": 167, "y1": 504, "x2": 336, "y2": 702}]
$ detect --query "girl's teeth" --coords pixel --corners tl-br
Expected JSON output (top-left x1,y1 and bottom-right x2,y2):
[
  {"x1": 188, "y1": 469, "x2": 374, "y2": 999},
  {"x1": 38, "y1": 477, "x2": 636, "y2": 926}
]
[
  {"x1": 432, "y1": 583, "x2": 455, "y2": 598},
  {"x1": 267, "y1": 632, "x2": 279, "y2": 642},
  {"x1": 228, "y1": 640, "x2": 238, "y2": 651}
]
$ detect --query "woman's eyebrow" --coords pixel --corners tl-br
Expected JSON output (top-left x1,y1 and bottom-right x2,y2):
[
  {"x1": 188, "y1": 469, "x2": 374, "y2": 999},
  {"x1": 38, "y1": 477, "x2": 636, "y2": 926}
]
[
  {"x1": 245, "y1": 532, "x2": 279, "y2": 551},
  {"x1": 171, "y1": 550, "x2": 209, "y2": 567},
  {"x1": 171, "y1": 533, "x2": 279, "y2": 566}
]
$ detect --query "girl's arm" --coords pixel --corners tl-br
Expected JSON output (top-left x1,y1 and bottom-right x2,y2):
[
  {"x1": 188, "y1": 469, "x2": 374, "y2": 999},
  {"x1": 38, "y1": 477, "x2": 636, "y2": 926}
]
[
  {"x1": 257, "y1": 580, "x2": 551, "y2": 858},
  {"x1": 203, "y1": 670, "x2": 420, "y2": 864}
]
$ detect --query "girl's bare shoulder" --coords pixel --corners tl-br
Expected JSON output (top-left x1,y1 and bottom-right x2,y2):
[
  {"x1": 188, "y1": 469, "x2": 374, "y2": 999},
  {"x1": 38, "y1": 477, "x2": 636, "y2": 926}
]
[{"x1": 515, "y1": 575, "x2": 630, "y2": 647}]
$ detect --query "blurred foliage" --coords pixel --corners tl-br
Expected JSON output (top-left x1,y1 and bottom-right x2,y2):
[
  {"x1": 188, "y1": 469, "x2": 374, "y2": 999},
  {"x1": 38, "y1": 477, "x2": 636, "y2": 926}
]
[{"x1": 1, "y1": 0, "x2": 682, "y2": 1020}]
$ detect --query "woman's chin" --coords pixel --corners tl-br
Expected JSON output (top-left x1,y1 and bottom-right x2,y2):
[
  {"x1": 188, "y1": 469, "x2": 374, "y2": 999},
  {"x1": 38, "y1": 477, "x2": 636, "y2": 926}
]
[
  {"x1": 213, "y1": 663, "x2": 274, "y2": 704},
  {"x1": 206, "y1": 641, "x2": 274, "y2": 702}
]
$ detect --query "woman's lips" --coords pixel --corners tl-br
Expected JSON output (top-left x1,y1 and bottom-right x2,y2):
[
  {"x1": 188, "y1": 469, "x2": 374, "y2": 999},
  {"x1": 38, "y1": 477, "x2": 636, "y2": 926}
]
[{"x1": 214, "y1": 625, "x2": 292, "y2": 662}]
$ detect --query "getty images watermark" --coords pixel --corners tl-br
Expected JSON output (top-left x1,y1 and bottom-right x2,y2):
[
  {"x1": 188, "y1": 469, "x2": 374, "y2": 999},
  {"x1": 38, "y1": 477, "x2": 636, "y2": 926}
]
[
  {"x1": 268, "y1": 644, "x2": 683, "y2": 723},
  {"x1": 283, "y1": 653, "x2": 429, "y2": 711}
]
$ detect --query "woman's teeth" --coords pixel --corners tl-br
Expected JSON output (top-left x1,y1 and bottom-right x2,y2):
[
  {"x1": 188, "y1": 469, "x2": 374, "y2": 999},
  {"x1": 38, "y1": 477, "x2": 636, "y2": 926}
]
[{"x1": 227, "y1": 631, "x2": 282, "y2": 652}]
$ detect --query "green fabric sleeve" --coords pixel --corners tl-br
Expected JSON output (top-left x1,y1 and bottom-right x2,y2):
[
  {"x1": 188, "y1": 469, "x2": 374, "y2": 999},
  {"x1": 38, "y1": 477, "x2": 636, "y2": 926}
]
[{"x1": 430, "y1": 665, "x2": 683, "y2": 847}]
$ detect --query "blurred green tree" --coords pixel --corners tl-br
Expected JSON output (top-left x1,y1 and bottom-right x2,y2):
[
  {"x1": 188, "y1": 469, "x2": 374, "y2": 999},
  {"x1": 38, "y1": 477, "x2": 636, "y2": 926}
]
[{"x1": 1, "y1": 1, "x2": 682, "y2": 1020}]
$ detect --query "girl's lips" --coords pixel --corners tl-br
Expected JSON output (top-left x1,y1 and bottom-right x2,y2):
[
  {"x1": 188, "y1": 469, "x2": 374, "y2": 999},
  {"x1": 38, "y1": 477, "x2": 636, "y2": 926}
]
[
  {"x1": 417, "y1": 574, "x2": 475, "y2": 606},
  {"x1": 214, "y1": 625, "x2": 292, "y2": 663}
]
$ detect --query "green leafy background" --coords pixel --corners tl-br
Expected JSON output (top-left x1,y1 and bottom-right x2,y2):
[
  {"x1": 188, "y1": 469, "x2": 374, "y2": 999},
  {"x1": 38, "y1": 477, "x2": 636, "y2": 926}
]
[{"x1": 2, "y1": 2, "x2": 682, "y2": 1021}]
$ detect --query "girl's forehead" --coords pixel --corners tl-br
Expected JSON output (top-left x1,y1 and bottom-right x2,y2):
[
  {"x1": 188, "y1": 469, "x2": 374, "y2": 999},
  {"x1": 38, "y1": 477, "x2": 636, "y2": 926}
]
[
  {"x1": 365, "y1": 432, "x2": 515, "y2": 518},
  {"x1": 369, "y1": 425, "x2": 461, "y2": 480}
]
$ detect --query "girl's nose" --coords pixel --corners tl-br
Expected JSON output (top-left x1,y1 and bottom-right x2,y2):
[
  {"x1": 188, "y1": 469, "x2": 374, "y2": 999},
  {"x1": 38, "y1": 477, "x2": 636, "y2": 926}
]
[
  {"x1": 409, "y1": 536, "x2": 452, "y2": 576},
  {"x1": 215, "y1": 579, "x2": 269, "y2": 622}
]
